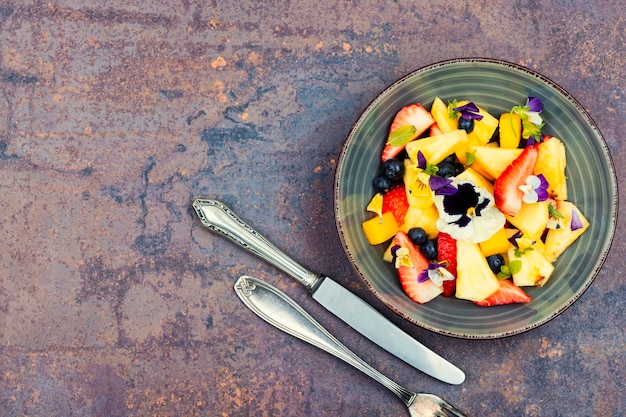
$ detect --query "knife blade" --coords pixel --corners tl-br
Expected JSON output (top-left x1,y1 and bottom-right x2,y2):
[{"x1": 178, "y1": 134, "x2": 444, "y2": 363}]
[{"x1": 192, "y1": 198, "x2": 465, "y2": 385}]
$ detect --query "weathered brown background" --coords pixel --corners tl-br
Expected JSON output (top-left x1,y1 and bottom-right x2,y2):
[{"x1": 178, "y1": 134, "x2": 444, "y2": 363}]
[{"x1": 0, "y1": 1, "x2": 624, "y2": 416}]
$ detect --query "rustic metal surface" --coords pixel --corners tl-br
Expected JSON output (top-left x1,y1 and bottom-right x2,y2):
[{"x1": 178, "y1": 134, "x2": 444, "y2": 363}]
[{"x1": 0, "y1": 1, "x2": 624, "y2": 416}]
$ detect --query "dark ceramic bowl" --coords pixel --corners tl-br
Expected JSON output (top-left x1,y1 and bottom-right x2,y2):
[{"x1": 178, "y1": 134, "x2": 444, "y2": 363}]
[{"x1": 334, "y1": 58, "x2": 617, "y2": 339}]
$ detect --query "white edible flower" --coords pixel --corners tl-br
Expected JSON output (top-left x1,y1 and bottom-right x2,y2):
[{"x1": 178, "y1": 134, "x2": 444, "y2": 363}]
[{"x1": 433, "y1": 179, "x2": 505, "y2": 243}]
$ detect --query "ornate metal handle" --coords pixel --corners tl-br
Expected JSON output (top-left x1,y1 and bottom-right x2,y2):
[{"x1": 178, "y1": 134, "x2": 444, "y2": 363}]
[
  {"x1": 234, "y1": 276, "x2": 416, "y2": 406},
  {"x1": 192, "y1": 199, "x2": 322, "y2": 291}
]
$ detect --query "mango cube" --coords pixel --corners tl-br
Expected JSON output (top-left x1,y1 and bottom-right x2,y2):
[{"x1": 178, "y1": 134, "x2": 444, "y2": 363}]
[
  {"x1": 479, "y1": 227, "x2": 511, "y2": 257},
  {"x1": 362, "y1": 211, "x2": 399, "y2": 245},
  {"x1": 499, "y1": 113, "x2": 522, "y2": 148}
]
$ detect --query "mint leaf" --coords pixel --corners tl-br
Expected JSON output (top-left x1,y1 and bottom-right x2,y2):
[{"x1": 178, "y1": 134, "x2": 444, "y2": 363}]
[
  {"x1": 386, "y1": 125, "x2": 416, "y2": 146},
  {"x1": 514, "y1": 246, "x2": 534, "y2": 257},
  {"x1": 497, "y1": 265, "x2": 511, "y2": 279},
  {"x1": 424, "y1": 163, "x2": 439, "y2": 176},
  {"x1": 465, "y1": 151, "x2": 476, "y2": 166},
  {"x1": 548, "y1": 202, "x2": 564, "y2": 220},
  {"x1": 509, "y1": 260, "x2": 522, "y2": 275},
  {"x1": 447, "y1": 99, "x2": 460, "y2": 119}
]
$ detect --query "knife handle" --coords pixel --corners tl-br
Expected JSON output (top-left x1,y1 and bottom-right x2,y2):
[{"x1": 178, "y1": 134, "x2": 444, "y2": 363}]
[{"x1": 192, "y1": 199, "x2": 322, "y2": 291}]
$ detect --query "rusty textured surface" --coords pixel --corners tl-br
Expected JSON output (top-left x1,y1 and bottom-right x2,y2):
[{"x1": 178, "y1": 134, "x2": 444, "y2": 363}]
[{"x1": 0, "y1": 1, "x2": 624, "y2": 416}]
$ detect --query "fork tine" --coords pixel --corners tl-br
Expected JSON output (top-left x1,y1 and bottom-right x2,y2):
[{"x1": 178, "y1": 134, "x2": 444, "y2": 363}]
[{"x1": 440, "y1": 400, "x2": 468, "y2": 417}]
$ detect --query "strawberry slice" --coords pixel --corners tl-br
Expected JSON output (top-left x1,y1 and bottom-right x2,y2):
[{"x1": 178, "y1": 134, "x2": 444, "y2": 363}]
[
  {"x1": 437, "y1": 232, "x2": 457, "y2": 297},
  {"x1": 474, "y1": 279, "x2": 531, "y2": 307},
  {"x1": 382, "y1": 185, "x2": 409, "y2": 226},
  {"x1": 381, "y1": 103, "x2": 435, "y2": 162},
  {"x1": 494, "y1": 145, "x2": 539, "y2": 216},
  {"x1": 429, "y1": 122, "x2": 444, "y2": 137},
  {"x1": 394, "y1": 231, "x2": 443, "y2": 304}
]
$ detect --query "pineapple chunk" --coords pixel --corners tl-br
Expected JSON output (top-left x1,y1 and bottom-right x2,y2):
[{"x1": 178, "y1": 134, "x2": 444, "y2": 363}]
[
  {"x1": 451, "y1": 100, "x2": 499, "y2": 146},
  {"x1": 535, "y1": 137, "x2": 567, "y2": 200},
  {"x1": 405, "y1": 130, "x2": 469, "y2": 166},
  {"x1": 468, "y1": 107, "x2": 499, "y2": 146},
  {"x1": 362, "y1": 212, "x2": 399, "y2": 245},
  {"x1": 455, "y1": 239, "x2": 501, "y2": 301},
  {"x1": 454, "y1": 134, "x2": 479, "y2": 164},
  {"x1": 456, "y1": 166, "x2": 494, "y2": 195},
  {"x1": 430, "y1": 96, "x2": 458, "y2": 133},
  {"x1": 508, "y1": 238, "x2": 554, "y2": 287},
  {"x1": 401, "y1": 205, "x2": 439, "y2": 238},
  {"x1": 470, "y1": 146, "x2": 523, "y2": 181},
  {"x1": 505, "y1": 200, "x2": 550, "y2": 242},
  {"x1": 543, "y1": 200, "x2": 589, "y2": 262},
  {"x1": 499, "y1": 113, "x2": 522, "y2": 148},
  {"x1": 365, "y1": 192, "x2": 384, "y2": 217},
  {"x1": 383, "y1": 240, "x2": 395, "y2": 262}
]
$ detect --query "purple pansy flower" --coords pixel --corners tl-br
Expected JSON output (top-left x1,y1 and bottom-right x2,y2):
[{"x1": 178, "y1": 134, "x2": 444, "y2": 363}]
[
  {"x1": 519, "y1": 174, "x2": 550, "y2": 204},
  {"x1": 418, "y1": 262, "x2": 455, "y2": 286},
  {"x1": 453, "y1": 102, "x2": 483, "y2": 121},
  {"x1": 416, "y1": 151, "x2": 458, "y2": 195},
  {"x1": 391, "y1": 245, "x2": 412, "y2": 269},
  {"x1": 527, "y1": 96, "x2": 543, "y2": 113}
]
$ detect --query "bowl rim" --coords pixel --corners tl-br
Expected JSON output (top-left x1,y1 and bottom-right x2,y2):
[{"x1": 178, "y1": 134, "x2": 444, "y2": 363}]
[{"x1": 333, "y1": 57, "x2": 618, "y2": 339}]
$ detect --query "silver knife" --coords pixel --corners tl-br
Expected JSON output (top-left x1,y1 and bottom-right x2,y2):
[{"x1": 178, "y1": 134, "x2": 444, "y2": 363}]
[{"x1": 192, "y1": 199, "x2": 465, "y2": 385}]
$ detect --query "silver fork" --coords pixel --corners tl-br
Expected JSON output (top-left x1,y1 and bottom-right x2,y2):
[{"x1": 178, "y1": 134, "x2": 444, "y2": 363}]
[{"x1": 234, "y1": 275, "x2": 468, "y2": 417}]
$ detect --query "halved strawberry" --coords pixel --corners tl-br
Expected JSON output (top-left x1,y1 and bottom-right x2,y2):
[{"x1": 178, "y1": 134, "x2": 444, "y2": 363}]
[
  {"x1": 381, "y1": 104, "x2": 435, "y2": 162},
  {"x1": 394, "y1": 231, "x2": 443, "y2": 304},
  {"x1": 382, "y1": 185, "x2": 409, "y2": 226},
  {"x1": 494, "y1": 145, "x2": 539, "y2": 216},
  {"x1": 437, "y1": 232, "x2": 457, "y2": 297},
  {"x1": 474, "y1": 279, "x2": 531, "y2": 307},
  {"x1": 429, "y1": 122, "x2": 444, "y2": 137}
]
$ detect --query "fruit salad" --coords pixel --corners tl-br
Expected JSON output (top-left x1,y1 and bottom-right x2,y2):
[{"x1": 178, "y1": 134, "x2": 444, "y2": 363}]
[{"x1": 361, "y1": 96, "x2": 589, "y2": 307}]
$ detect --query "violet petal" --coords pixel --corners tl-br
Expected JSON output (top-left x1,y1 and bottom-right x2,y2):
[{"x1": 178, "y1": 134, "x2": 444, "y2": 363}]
[
  {"x1": 453, "y1": 102, "x2": 484, "y2": 121},
  {"x1": 570, "y1": 210, "x2": 583, "y2": 231},
  {"x1": 417, "y1": 151, "x2": 427, "y2": 170},
  {"x1": 417, "y1": 269, "x2": 430, "y2": 283},
  {"x1": 537, "y1": 173, "x2": 549, "y2": 189},
  {"x1": 508, "y1": 230, "x2": 523, "y2": 247},
  {"x1": 465, "y1": 112, "x2": 484, "y2": 121},
  {"x1": 454, "y1": 102, "x2": 480, "y2": 113},
  {"x1": 428, "y1": 262, "x2": 441, "y2": 271},
  {"x1": 429, "y1": 176, "x2": 458, "y2": 196},
  {"x1": 435, "y1": 184, "x2": 458, "y2": 196},
  {"x1": 429, "y1": 175, "x2": 452, "y2": 190},
  {"x1": 527, "y1": 96, "x2": 543, "y2": 113},
  {"x1": 535, "y1": 187, "x2": 549, "y2": 202}
]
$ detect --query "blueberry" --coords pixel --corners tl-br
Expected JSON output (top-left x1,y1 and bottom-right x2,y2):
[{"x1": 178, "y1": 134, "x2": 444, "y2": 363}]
[
  {"x1": 382, "y1": 158, "x2": 404, "y2": 181},
  {"x1": 420, "y1": 239, "x2": 438, "y2": 260},
  {"x1": 408, "y1": 227, "x2": 428, "y2": 246},
  {"x1": 373, "y1": 175, "x2": 392, "y2": 193},
  {"x1": 487, "y1": 254, "x2": 505, "y2": 274},
  {"x1": 458, "y1": 117, "x2": 474, "y2": 133},
  {"x1": 453, "y1": 162, "x2": 465, "y2": 176},
  {"x1": 442, "y1": 154, "x2": 457, "y2": 164},
  {"x1": 436, "y1": 162, "x2": 456, "y2": 178}
]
